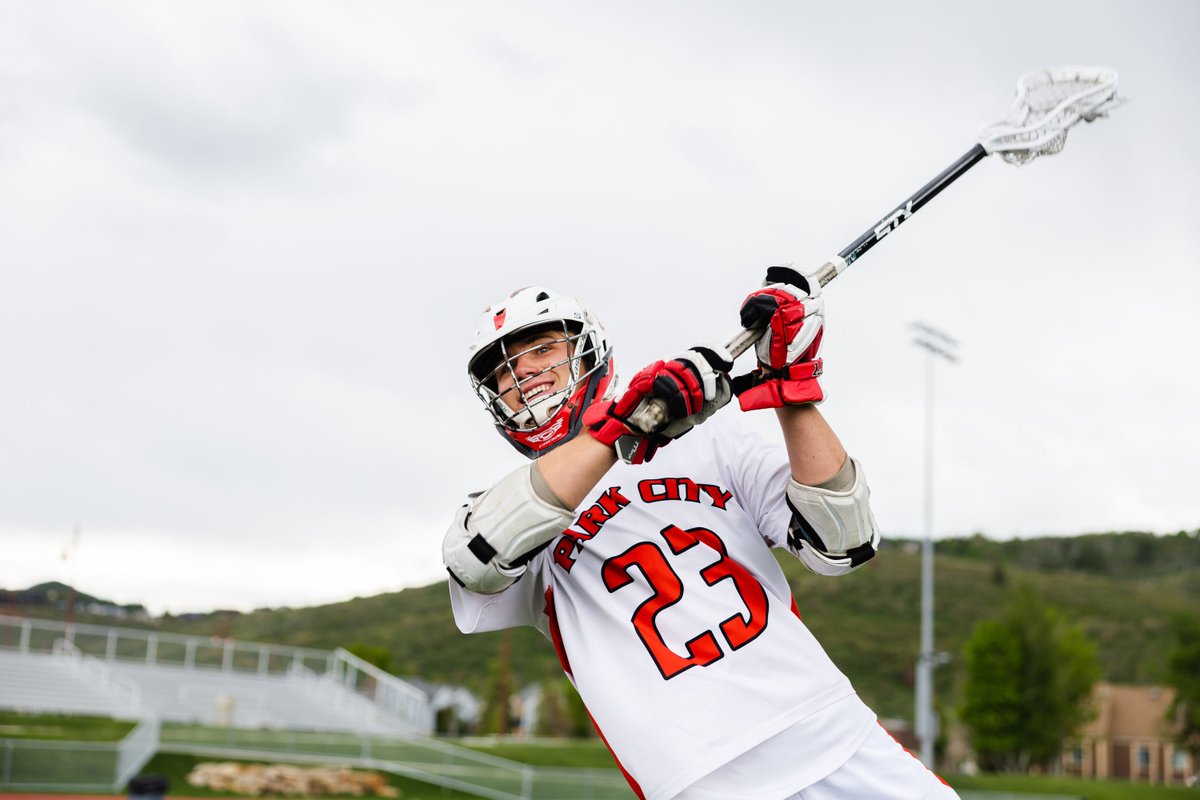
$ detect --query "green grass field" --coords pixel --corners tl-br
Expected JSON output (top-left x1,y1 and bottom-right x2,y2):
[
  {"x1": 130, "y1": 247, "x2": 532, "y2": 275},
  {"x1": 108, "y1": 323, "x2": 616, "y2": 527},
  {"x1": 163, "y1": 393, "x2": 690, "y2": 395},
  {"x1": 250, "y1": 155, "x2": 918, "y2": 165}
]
[
  {"x1": 0, "y1": 713, "x2": 1195, "y2": 799},
  {"x1": 0, "y1": 710, "x2": 136, "y2": 742},
  {"x1": 455, "y1": 736, "x2": 617, "y2": 768},
  {"x1": 947, "y1": 772, "x2": 1199, "y2": 800},
  {"x1": 144, "y1": 739, "x2": 1200, "y2": 800},
  {"x1": 456, "y1": 740, "x2": 1200, "y2": 799}
]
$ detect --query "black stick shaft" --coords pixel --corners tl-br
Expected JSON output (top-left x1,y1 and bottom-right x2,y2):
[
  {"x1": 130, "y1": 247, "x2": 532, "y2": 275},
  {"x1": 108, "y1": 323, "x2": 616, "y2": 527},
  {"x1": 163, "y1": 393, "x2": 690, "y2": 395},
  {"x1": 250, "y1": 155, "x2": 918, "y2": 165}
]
[
  {"x1": 837, "y1": 143, "x2": 988, "y2": 267},
  {"x1": 629, "y1": 142, "x2": 991, "y2": 434}
]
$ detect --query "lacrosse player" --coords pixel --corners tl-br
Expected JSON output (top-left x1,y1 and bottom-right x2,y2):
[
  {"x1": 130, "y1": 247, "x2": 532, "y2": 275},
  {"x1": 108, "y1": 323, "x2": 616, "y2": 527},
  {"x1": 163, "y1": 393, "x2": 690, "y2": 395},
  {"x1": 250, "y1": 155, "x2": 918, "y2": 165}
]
[{"x1": 444, "y1": 270, "x2": 960, "y2": 799}]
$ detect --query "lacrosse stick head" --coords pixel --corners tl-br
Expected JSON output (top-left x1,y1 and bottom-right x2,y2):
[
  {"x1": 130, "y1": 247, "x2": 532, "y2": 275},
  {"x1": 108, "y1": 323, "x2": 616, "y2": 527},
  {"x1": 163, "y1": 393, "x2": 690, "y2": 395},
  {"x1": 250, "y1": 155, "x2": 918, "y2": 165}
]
[{"x1": 979, "y1": 66, "x2": 1122, "y2": 166}]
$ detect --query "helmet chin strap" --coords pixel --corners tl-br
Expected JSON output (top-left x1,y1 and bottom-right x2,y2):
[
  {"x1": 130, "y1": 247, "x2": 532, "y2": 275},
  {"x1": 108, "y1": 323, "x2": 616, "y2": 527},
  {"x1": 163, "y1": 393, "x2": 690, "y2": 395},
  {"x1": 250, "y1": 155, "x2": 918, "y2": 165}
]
[{"x1": 507, "y1": 387, "x2": 572, "y2": 429}]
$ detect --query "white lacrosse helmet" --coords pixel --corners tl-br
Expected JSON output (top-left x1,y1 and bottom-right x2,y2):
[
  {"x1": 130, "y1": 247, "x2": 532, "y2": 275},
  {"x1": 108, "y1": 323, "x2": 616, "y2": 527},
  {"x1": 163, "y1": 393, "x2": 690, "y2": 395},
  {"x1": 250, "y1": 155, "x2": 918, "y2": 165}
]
[{"x1": 468, "y1": 286, "x2": 614, "y2": 457}]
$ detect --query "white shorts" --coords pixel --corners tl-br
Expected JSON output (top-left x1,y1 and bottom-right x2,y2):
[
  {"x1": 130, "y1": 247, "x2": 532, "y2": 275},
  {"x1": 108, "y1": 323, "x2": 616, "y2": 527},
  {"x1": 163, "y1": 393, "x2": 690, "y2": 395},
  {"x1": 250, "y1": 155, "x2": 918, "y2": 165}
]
[{"x1": 788, "y1": 723, "x2": 961, "y2": 800}]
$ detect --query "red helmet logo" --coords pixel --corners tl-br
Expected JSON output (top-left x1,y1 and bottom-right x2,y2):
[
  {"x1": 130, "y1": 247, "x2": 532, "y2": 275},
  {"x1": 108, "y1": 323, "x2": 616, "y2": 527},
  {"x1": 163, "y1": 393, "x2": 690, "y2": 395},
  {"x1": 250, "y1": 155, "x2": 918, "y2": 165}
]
[
  {"x1": 511, "y1": 414, "x2": 571, "y2": 451},
  {"x1": 525, "y1": 417, "x2": 566, "y2": 444}
]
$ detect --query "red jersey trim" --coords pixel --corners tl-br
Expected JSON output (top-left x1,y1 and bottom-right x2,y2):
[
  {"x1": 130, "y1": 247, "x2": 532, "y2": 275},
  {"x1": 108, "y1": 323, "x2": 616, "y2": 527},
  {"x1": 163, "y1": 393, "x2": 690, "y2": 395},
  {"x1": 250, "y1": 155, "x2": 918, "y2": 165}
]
[
  {"x1": 543, "y1": 587, "x2": 645, "y2": 800},
  {"x1": 878, "y1": 721, "x2": 952, "y2": 787}
]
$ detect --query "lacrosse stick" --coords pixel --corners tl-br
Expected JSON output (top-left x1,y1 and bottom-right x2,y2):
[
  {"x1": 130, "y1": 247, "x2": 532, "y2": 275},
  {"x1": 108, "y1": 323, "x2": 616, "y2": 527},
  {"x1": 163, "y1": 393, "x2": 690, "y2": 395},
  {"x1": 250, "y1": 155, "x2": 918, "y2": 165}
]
[{"x1": 630, "y1": 65, "x2": 1122, "y2": 433}]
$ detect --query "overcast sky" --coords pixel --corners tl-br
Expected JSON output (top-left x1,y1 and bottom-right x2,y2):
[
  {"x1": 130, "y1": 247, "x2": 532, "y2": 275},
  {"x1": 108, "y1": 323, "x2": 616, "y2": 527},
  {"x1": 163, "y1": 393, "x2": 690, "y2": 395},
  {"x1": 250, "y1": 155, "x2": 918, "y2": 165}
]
[{"x1": 2, "y1": 1, "x2": 1196, "y2": 616}]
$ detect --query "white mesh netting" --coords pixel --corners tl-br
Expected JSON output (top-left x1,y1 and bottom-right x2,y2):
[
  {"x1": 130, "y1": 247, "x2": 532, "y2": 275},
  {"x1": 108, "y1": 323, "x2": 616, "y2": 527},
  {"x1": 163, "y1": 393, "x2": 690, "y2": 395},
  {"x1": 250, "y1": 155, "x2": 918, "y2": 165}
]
[{"x1": 979, "y1": 66, "x2": 1120, "y2": 165}]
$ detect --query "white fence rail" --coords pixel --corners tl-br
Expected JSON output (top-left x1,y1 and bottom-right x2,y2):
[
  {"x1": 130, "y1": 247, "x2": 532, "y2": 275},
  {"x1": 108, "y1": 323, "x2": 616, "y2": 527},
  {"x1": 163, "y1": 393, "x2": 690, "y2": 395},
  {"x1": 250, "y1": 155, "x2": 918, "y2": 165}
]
[
  {"x1": 0, "y1": 716, "x2": 158, "y2": 792},
  {"x1": 115, "y1": 716, "x2": 160, "y2": 789},
  {"x1": 0, "y1": 617, "x2": 629, "y2": 797},
  {"x1": 0, "y1": 722, "x2": 633, "y2": 799},
  {"x1": 0, "y1": 738, "x2": 119, "y2": 792}
]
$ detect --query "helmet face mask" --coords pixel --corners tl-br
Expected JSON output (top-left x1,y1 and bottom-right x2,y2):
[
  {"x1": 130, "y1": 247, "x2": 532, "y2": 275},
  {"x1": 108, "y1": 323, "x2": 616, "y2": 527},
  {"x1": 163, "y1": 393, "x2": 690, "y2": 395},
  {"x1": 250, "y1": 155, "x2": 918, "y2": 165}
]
[
  {"x1": 485, "y1": 323, "x2": 587, "y2": 428},
  {"x1": 468, "y1": 287, "x2": 613, "y2": 457}
]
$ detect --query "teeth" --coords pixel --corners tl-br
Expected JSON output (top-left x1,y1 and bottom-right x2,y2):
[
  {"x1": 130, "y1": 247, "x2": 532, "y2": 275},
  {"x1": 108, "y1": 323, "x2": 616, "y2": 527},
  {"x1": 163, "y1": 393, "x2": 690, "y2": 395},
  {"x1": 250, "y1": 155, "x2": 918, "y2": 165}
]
[{"x1": 525, "y1": 385, "x2": 548, "y2": 399}]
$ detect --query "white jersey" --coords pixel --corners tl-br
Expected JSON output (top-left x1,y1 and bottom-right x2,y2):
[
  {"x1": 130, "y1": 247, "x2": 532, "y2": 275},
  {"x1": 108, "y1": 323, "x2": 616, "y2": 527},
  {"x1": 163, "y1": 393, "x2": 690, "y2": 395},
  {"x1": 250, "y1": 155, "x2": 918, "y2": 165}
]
[{"x1": 449, "y1": 415, "x2": 877, "y2": 800}]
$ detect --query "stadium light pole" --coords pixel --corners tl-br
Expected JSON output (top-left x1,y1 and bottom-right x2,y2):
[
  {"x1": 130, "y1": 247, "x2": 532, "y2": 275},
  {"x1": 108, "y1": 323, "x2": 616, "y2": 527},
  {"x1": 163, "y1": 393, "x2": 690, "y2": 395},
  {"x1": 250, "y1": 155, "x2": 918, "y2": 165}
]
[{"x1": 912, "y1": 322, "x2": 957, "y2": 768}]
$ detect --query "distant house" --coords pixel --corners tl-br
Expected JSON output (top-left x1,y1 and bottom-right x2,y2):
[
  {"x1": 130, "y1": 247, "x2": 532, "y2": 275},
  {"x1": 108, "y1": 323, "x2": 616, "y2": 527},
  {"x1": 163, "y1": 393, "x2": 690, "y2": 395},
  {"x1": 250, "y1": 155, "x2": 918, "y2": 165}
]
[
  {"x1": 407, "y1": 678, "x2": 481, "y2": 735},
  {"x1": 1062, "y1": 682, "x2": 1195, "y2": 786}
]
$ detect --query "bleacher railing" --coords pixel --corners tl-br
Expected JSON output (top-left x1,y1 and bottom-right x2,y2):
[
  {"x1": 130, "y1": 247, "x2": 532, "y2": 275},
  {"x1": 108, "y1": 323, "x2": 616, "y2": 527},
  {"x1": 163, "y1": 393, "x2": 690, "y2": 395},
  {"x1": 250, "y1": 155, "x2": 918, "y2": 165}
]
[
  {"x1": 0, "y1": 614, "x2": 331, "y2": 675},
  {"x1": 329, "y1": 647, "x2": 435, "y2": 734},
  {"x1": 0, "y1": 615, "x2": 432, "y2": 733}
]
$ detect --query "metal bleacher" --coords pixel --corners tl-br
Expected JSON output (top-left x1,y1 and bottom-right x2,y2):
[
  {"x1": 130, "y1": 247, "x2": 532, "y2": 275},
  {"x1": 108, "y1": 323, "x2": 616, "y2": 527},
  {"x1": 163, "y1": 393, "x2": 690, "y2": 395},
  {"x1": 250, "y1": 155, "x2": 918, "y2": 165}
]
[
  {"x1": 0, "y1": 648, "x2": 130, "y2": 719},
  {"x1": 0, "y1": 614, "x2": 432, "y2": 734},
  {"x1": 0, "y1": 615, "x2": 635, "y2": 799}
]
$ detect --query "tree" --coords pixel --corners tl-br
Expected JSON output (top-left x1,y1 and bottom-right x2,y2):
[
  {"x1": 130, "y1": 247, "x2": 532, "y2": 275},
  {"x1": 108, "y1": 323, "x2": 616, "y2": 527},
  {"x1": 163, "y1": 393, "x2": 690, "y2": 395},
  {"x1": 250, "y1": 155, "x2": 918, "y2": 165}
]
[
  {"x1": 345, "y1": 643, "x2": 392, "y2": 673},
  {"x1": 535, "y1": 678, "x2": 573, "y2": 737},
  {"x1": 479, "y1": 630, "x2": 515, "y2": 735},
  {"x1": 564, "y1": 678, "x2": 593, "y2": 738},
  {"x1": 1165, "y1": 614, "x2": 1200, "y2": 763},
  {"x1": 959, "y1": 585, "x2": 1099, "y2": 772},
  {"x1": 344, "y1": 643, "x2": 394, "y2": 701}
]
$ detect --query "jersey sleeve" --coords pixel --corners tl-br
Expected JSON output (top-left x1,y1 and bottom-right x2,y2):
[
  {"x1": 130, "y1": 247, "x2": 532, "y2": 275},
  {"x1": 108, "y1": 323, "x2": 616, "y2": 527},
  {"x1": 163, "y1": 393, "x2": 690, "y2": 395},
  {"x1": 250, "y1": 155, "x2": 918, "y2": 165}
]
[
  {"x1": 715, "y1": 418, "x2": 795, "y2": 548},
  {"x1": 447, "y1": 554, "x2": 551, "y2": 636}
]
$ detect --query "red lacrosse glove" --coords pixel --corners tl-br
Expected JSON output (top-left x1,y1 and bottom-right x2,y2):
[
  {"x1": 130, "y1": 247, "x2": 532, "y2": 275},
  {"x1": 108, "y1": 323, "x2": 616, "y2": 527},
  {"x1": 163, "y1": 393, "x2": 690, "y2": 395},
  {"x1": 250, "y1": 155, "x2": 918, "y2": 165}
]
[
  {"x1": 733, "y1": 266, "x2": 825, "y2": 411},
  {"x1": 584, "y1": 348, "x2": 732, "y2": 464}
]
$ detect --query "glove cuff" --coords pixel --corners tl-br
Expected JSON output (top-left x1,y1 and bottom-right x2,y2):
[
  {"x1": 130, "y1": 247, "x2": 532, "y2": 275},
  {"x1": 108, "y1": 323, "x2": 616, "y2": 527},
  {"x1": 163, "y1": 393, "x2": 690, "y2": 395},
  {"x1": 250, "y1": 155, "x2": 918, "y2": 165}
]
[
  {"x1": 583, "y1": 400, "x2": 628, "y2": 447},
  {"x1": 582, "y1": 401, "x2": 659, "y2": 464},
  {"x1": 732, "y1": 361, "x2": 825, "y2": 411}
]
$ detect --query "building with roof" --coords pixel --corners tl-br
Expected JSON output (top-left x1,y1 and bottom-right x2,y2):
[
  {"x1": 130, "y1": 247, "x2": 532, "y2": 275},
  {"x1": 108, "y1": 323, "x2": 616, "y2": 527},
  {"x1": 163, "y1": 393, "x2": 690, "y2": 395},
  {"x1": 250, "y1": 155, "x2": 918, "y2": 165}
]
[{"x1": 1062, "y1": 682, "x2": 1195, "y2": 786}]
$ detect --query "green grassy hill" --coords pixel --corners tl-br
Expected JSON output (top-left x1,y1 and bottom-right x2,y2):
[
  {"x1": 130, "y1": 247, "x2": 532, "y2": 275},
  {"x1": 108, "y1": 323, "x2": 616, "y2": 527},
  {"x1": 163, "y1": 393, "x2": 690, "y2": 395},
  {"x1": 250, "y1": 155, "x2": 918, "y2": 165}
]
[
  {"x1": 10, "y1": 531, "x2": 1199, "y2": 722},
  {"x1": 789, "y1": 538, "x2": 1198, "y2": 719}
]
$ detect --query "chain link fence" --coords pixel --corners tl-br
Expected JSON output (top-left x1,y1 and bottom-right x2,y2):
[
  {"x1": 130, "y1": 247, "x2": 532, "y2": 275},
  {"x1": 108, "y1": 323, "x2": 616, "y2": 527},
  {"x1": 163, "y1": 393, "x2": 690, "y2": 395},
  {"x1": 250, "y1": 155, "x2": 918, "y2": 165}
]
[
  {"x1": 159, "y1": 725, "x2": 634, "y2": 799},
  {"x1": 0, "y1": 716, "x2": 158, "y2": 792}
]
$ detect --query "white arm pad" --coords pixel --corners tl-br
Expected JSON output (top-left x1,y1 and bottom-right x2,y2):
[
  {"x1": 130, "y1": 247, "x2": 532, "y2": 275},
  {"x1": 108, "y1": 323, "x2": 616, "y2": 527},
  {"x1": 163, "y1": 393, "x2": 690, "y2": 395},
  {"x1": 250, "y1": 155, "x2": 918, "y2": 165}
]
[
  {"x1": 443, "y1": 463, "x2": 576, "y2": 594},
  {"x1": 784, "y1": 458, "x2": 881, "y2": 576}
]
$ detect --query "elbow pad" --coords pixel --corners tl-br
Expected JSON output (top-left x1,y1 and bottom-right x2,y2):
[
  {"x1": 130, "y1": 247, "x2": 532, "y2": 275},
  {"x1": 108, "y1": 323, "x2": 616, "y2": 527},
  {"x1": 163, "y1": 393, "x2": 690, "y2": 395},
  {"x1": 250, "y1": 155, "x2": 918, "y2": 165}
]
[
  {"x1": 785, "y1": 458, "x2": 881, "y2": 576},
  {"x1": 443, "y1": 464, "x2": 575, "y2": 594}
]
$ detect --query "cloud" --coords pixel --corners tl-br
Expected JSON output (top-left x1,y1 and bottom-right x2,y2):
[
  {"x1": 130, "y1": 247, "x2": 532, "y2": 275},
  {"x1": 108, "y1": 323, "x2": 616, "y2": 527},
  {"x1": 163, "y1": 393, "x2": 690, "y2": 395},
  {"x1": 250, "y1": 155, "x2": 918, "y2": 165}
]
[
  {"x1": 0, "y1": 513, "x2": 449, "y2": 616},
  {"x1": 2, "y1": 2, "x2": 428, "y2": 181},
  {"x1": 1, "y1": 0, "x2": 1197, "y2": 615}
]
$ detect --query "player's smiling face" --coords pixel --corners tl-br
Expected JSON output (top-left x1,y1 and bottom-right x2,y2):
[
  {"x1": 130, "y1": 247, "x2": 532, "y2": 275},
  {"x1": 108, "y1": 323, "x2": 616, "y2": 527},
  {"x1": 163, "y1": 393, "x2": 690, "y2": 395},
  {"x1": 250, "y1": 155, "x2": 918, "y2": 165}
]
[{"x1": 494, "y1": 330, "x2": 573, "y2": 414}]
